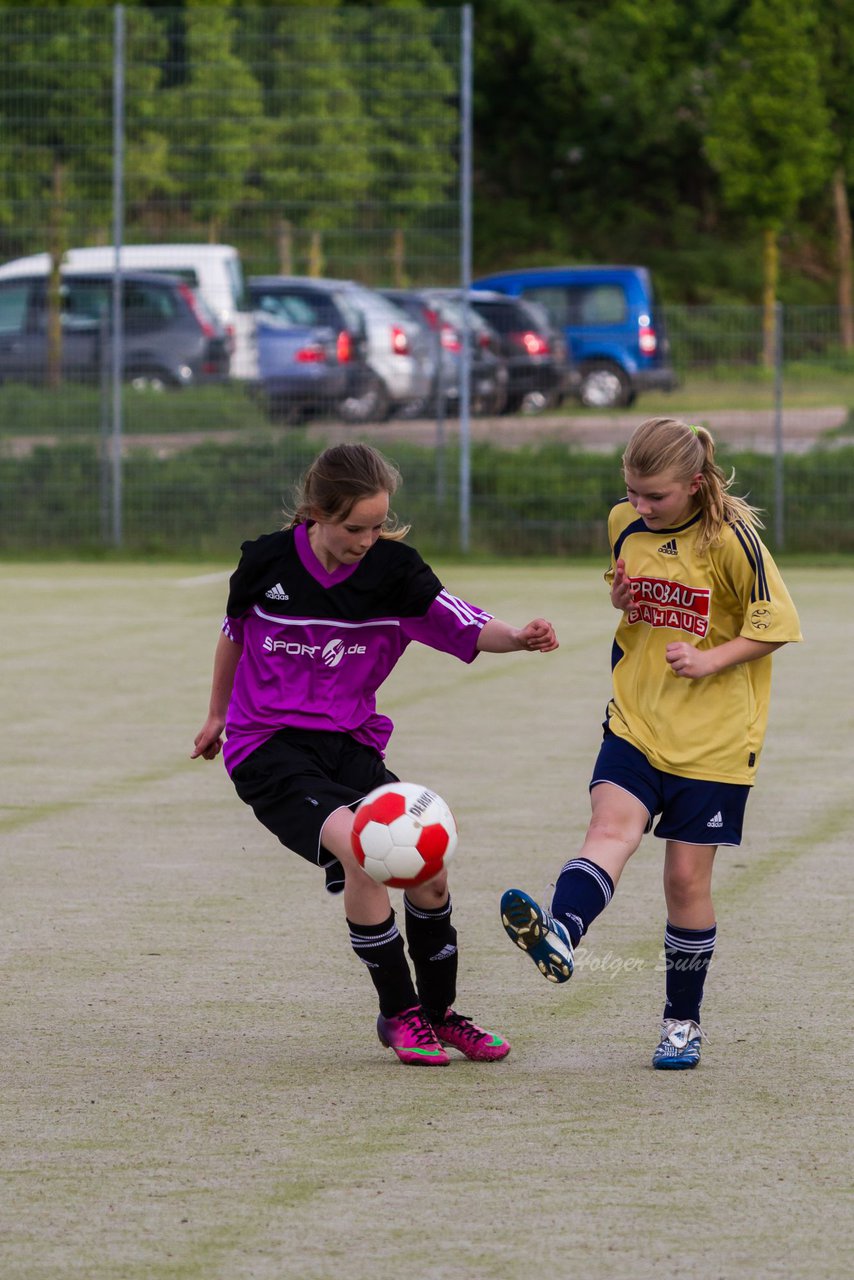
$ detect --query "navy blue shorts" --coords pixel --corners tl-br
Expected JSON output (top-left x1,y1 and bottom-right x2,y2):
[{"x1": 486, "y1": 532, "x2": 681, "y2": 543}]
[
  {"x1": 231, "y1": 728, "x2": 397, "y2": 893},
  {"x1": 590, "y1": 731, "x2": 750, "y2": 847}
]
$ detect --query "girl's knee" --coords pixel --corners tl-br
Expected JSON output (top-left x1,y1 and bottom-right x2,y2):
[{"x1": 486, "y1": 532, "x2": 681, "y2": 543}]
[
  {"x1": 405, "y1": 869, "x2": 449, "y2": 908},
  {"x1": 663, "y1": 866, "x2": 709, "y2": 911}
]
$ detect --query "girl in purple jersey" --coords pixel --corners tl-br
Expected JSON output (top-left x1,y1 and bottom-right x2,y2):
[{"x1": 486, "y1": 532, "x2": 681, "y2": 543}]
[
  {"x1": 193, "y1": 442, "x2": 558, "y2": 1066},
  {"x1": 500, "y1": 417, "x2": 800, "y2": 1069}
]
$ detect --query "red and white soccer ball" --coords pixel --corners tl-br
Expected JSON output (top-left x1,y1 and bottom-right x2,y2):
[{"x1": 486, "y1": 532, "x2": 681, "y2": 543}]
[{"x1": 351, "y1": 782, "x2": 458, "y2": 888}]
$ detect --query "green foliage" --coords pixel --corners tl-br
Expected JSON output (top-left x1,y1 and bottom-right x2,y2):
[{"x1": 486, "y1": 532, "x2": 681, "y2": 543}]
[
  {"x1": 160, "y1": 7, "x2": 264, "y2": 237},
  {"x1": 0, "y1": 381, "x2": 270, "y2": 435},
  {"x1": 705, "y1": 0, "x2": 832, "y2": 228},
  {"x1": 0, "y1": 1, "x2": 851, "y2": 305},
  {"x1": 2, "y1": 435, "x2": 851, "y2": 557}
]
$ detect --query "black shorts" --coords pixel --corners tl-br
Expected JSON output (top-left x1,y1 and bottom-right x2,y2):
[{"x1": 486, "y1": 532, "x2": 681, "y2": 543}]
[{"x1": 230, "y1": 728, "x2": 397, "y2": 893}]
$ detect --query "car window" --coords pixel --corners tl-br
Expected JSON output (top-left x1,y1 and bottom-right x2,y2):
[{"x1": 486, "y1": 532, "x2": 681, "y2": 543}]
[
  {"x1": 570, "y1": 284, "x2": 627, "y2": 326},
  {"x1": 123, "y1": 282, "x2": 178, "y2": 329},
  {"x1": 519, "y1": 286, "x2": 568, "y2": 327},
  {"x1": 471, "y1": 300, "x2": 532, "y2": 333},
  {"x1": 332, "y1": 292, "x2": 365, "y2": 334},
  {"x1": 254, "y1": 292, "x2": 317, "y2": 326},
  {"x1": 226, "y1": 256, "x2": 248, "y2": 310},
  {"x1": 0, "y1": 281, "x2": 31, "y2": 334},
  {"x1": 62, "y1": 280, "x2": 110, "y2": 328},
  {"x1": 257, "y1": 288, "x2": 344, "y2": 328},
  {"x1": 520, "y1": 284, "x2": 626, "y2": 328},
  {"x1": 441, "y1": 298, "x2": 490, "y2": 336},
  {"x1": 521, "y1": 299, "x2": 552, "y2": 330},
  {"x1": 347, "y1": 286, "x2": 406, "y2": 324}
]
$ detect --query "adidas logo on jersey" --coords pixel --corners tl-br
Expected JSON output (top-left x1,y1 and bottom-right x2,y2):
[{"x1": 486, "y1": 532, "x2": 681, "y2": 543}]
[
  {"x1": 706, "y1": 811, "x2": 723, "y2": 828},
  {"x1": 265, "y1": 582, "x2": 289, "y2": 601},
  {"x1": 658, "y1": 538, "x2": 678, "y2": 556}
]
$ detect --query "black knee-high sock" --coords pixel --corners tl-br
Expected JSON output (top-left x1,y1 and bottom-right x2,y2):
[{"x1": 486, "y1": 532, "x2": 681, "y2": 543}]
[
  {"x1": 403, "y1": 894, "x2": 458, "y2": 1022},
  {"x1": 663, "y1": 921, "x2": 717, "y2": 1023},
  {"x1": 347, "y1": 912, "x2": 417, "y2": 1017},
  {"x1": 550, "y1": 857, "x2": 615, "y2": 947}
]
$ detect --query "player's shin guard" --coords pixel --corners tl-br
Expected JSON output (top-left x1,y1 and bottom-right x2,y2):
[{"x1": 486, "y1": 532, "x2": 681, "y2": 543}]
[
  {"x1": 550, "y1": 857, "x2": 615, "y2": 947},
  {"x1": 662, "y1": 922, "x2": 717, "y2": 1024},
  {"x1": 403, "y1": 894, "x2": 458, "y2": 1023},
  {"x1": 347, "y1": 912, "x2": 418, "y2": 1017}
]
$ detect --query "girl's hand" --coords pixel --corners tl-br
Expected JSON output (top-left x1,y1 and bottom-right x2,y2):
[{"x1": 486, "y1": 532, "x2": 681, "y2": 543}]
[
  {"x1": 519, "y1": 618, "x2": 559, "y2": 652},
  {"x1": 191, "y1": 715, "x2": 226, "y2": 760},
  {"x1": 665, "y1": 642, "x2": 714, "y2": 679},
  {"x1": 611, "y1": 558, "x2": 634, "y2": 611}
]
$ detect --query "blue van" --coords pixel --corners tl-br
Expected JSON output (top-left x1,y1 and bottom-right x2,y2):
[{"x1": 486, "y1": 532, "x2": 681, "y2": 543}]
[{"x1": 471, "y1": 265, "x2": 677, "y2": 408}]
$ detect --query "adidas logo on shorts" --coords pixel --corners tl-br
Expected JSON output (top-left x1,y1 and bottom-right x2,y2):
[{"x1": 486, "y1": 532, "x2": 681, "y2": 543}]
[
  {"x1": 265, "y1": 582, "x2": 289, "y2": 601},
  {"x1": 706, "y1": 811, "x2": 723, "y2": 828},
  {"x1": 658, "y1": 538, "x2": 678, "y2": 556}
]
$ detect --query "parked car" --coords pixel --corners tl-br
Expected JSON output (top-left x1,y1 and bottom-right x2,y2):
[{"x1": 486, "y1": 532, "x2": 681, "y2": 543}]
[
  {"x1": 250, "y1": 285, "x2": 352, "y2": 423},
  {"x1": 0, "y1": 243, "x2": 255, "y2": 378},
  {"x1": 381, "y1": 287, "x2": 508, "y2": 416},
  {"x1": 466, "y1": 290, "x2": 575, "y2": 412},
  {"x1": 472, "y1": 265, "x2": 677, "y2": 408},
  {"x1": 0, "y1": 269, "x2": 230, "y2": 389},
  {"x1": 248, "y1": 277, "x2": 435, "y2": 423}
]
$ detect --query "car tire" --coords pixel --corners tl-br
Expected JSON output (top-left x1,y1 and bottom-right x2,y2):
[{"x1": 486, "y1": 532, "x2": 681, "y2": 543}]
[
  {"x1": 473, "y1": 380, "x2": 508, "y2": 417},
  {"x1": 578, "y1": 362, "x2": 632, "y2": 409},
  {"x1": 338, "y1": 369, "x2": 391, "y2": 424},
  {"x1": 395, "y1": 394, "x2": 431, "y2": 420},
  {"x1": 126, "y1": 367, "x2": 176, "y2": 393},
  {"x1": 266, "y1": 396, "x2": 309, "y2": 426},
  {"x1": 501, "y1": 392, "x2": 525, "y2": 415}
]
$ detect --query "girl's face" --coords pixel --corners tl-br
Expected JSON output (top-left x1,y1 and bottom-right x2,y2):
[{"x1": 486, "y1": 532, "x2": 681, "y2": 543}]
[
  {"x1": 624, "y1": 466, "x2": 701, "y2": 530},
  {"x1": 309, "y1": 490, "x2": 390, "y2": 569}
]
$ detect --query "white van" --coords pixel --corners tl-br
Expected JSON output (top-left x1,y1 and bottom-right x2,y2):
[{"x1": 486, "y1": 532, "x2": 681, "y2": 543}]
[{"x1": 0, "y1": 243, "x2": 258, "y2": 378}]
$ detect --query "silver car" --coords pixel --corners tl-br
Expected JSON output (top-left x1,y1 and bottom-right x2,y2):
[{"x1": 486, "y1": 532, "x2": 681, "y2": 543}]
[{"x1": 333, "y1": 282, "x2": 436, "y2": 423}]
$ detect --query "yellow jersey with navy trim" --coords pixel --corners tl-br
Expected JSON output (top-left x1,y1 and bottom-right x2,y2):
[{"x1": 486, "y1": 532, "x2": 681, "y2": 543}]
[{"x1": 604, "y1": 500, "x2": 802, "y2": 785}]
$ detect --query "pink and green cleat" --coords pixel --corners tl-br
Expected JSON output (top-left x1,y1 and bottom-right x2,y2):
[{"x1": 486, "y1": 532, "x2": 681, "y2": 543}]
[
  {"x1": 430, "y1": 1008, "x2": 511, "y2": 1061},
  {"x1": 377, "y1": 1005, "x2": 450, "y2": 1066}
]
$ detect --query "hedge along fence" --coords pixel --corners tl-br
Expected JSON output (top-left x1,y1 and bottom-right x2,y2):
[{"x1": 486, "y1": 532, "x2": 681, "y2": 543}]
[{"x1": 1, "y1": 438, "x2": 852, "y2": 557}]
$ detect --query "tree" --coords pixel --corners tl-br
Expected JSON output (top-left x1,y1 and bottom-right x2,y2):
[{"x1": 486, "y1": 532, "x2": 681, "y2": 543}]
[
  {"x1": 814, "y1": 0, "x2": 854, "y2": 349},
  {"x1": 234, "y1": 2, "x2": 377, "y2": 278},
  {"x1": 0, "y1": 2, "x2": 167, "y2": 384},
  {"x1": 156, "y1": 4, "x2": 263, "y2": 243},
  {"x1": 705, "y1": 0, "x2": 833, "y2": 363},
  {"x1": 344, "y1": 3, "x2": 458, "y2": 285}
]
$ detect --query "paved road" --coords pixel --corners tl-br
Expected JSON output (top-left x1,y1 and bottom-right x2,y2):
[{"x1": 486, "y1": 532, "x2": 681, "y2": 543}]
[
  {"x1": 2, "y1": 405, "x2": 849, "y2": 458},
  {"x1": 300, "y1": 405, "x2": 849, "y2": 453}
]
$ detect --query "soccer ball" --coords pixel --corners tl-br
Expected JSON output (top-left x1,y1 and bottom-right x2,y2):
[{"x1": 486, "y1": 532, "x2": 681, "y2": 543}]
[{"x1": 351, "y1": 782, "x2": 458, "y2": 888}]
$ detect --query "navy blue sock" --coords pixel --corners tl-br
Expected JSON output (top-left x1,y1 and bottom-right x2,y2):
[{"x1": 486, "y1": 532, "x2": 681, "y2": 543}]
[
  {"x1": 347, "y1": 912, "x2": 418, "y2": 1017},
  {"x1": 550, "y1": 858, "x2": 615, "y2": 947},
  {"x1": 663, "y1": 921, "x2": 717, "y2": 1023}
]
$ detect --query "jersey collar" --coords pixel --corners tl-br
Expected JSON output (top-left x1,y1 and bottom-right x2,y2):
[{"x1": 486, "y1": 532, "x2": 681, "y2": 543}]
[{"x1": 295, "y1": 520, "x2": 362, "y2": 587}]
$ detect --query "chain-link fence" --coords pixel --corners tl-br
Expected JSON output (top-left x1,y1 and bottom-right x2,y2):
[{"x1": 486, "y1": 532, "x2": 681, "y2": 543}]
[{"x1": 0, "y1": 6, "x2": 852, "y2": 558}]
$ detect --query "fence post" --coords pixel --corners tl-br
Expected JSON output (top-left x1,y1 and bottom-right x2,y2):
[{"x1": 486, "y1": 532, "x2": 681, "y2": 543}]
[
  {"x1": 458, "y1": 4, "x2": 473, "y2": 554},
  {"x1": 110, "y1": 3, "x2": 126, "y2": 548},
  {"x1": 773, "y1": 299, "x2": 784, "y2": 549}
]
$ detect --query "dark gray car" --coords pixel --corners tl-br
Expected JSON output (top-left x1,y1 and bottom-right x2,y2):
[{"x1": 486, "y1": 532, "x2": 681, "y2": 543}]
[{"x1": 0, "y1": 270, "x2": 230, "y2": 389}]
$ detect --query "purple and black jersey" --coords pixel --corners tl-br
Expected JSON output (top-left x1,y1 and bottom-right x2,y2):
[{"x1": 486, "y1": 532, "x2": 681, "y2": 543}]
[{"x1": 220, "y1": 523, "x2": 491, "y2": 774}]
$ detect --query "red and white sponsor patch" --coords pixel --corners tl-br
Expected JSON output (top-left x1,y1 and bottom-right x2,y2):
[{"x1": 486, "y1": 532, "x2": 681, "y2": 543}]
[{"x1": 627, "y1": 576, "x2": 711, "y2": 637}]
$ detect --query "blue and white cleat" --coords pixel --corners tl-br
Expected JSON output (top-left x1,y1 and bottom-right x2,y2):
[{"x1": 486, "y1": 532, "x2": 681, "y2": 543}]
[
  {"x1": 652, "y1": 1018, "x2": 704, "y2": 1069},
  {"x1": 500, "y1": 888, "x2": 574, "y2": 983}
]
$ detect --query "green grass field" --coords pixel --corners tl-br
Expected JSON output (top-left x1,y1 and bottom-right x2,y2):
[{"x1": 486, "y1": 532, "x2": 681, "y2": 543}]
[{"x1": 2, "y1": 562, "x2": 851, "y2": 1279}]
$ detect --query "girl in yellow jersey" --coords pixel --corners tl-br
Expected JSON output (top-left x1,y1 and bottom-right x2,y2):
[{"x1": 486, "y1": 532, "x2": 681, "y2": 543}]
[{"x1": 502, "y1": 417, "x2": 801, "y2": 1068}]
